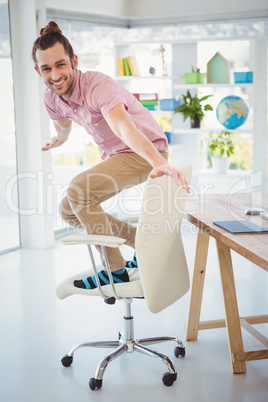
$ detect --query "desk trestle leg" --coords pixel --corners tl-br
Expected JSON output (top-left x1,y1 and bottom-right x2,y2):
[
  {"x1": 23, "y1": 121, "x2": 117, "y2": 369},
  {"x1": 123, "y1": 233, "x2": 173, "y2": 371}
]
[
  {"x1": 216, "y1": 240, "x2": 247, "y2": 374},
  {"x1": 185, "y1": 229, "x2": 210, "y2": 341}
]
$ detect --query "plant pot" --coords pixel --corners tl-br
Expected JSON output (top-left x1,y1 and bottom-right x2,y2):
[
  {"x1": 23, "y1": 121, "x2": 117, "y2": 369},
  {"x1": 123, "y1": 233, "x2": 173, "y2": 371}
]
[
  {"x1": 184, "y1": 72, "x2": 206, "y2": 84},
  {"x1": 191, "y1": 116, "x2": 201, "y2": 128},
  {"x1": 211, "y1": 156, "x2": 230, "y2": 174}
]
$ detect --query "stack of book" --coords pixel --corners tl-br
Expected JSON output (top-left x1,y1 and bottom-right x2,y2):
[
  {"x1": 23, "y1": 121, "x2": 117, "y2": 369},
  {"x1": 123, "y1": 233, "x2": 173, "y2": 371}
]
[
  {"x1": 133, "y1": 93, "x2": 159, "y2": 111},
  {"x1": 117, "y1": 56, "x2": 140, "y2": 76}
]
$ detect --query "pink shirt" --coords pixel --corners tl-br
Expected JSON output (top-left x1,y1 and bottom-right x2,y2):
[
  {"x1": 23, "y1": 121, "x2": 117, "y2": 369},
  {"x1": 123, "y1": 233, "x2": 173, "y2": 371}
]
[{"x1": 44, "y1": 70, "x2": 168, "y2": 159}]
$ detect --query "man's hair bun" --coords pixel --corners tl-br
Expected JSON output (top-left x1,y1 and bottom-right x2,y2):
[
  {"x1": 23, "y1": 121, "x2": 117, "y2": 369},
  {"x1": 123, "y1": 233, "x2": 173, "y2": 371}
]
[
  {"x1": 32, "y1": 21, "x2": 74, "y2": 65},
  {"x1": 40, "y1": 21, "x2": 62, "y2": 36}
]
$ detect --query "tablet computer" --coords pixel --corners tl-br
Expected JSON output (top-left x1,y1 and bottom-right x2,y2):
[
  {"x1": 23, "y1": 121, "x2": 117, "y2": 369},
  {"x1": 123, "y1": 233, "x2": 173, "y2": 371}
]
[{"x1": 213, "y1": 220, "x2": 268, "y2": 234}]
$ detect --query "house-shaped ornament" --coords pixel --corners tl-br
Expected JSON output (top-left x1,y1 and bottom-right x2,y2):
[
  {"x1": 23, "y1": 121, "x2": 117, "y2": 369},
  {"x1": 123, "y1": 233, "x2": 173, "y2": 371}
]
[{"x1": 207, "y1": 52, "x2": 230, "y2": 83}]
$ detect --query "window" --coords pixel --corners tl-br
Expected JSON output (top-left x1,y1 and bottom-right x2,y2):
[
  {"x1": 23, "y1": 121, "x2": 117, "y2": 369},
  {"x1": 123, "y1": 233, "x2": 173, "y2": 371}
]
[{"x1": 0, "y1": 1, "x2": 20, "y2": 253}]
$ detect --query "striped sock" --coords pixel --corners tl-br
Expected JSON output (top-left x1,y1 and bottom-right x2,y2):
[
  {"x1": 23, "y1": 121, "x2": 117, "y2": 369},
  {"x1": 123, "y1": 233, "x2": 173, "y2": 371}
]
[
  {"x1": 125, "y1": 252, "x2": 138, "y2": 268},
  {"x1": 73, "y1": 268, "x2": 129, "y2": 289}
]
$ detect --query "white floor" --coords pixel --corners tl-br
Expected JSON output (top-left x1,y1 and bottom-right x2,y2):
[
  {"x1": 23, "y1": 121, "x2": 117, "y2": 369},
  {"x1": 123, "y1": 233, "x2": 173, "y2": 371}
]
[{"x1": 0, "y1": 229, "x2": 267, "y2": 402}]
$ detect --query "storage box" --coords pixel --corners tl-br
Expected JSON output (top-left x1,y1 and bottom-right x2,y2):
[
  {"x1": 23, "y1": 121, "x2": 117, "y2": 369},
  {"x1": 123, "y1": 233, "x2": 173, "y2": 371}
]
[
  {"x1": 184, "y1": 72, "x2": 206, "y2": 84},
  {"x1": 143, "y1": 105, "x2": 157, "y2": 111},
  {"x1": 234, "y1": 72, "x2": 253, "y2": 83},
  {"x1": 164, "y1": 132, "x2": 172, "y2": 144},
  {"x1": 159, "y1": 98, "x2": 181, "y2": 111}
]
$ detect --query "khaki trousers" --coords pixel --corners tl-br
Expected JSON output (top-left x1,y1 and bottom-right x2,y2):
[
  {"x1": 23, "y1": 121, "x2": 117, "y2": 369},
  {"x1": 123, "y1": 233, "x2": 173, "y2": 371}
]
[{"x1": 59, "y1": 152, "x2": 168, "y2": 271}]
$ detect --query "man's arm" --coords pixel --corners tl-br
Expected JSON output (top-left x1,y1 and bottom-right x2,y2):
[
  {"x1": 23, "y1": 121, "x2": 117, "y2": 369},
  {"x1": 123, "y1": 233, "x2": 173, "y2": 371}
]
[
  {"x1": 42, "y1": 118, "x2": 72, "y2": 151},
  {"x1": 105, "y1": 103, "x2": 190, "y2": 192}
]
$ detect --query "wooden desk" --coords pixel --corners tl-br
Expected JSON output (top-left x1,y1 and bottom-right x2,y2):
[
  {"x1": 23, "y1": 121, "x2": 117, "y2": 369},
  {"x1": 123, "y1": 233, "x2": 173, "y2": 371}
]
[{"x1": 184, "y1": 193, "x2": 268, "y2": 373}]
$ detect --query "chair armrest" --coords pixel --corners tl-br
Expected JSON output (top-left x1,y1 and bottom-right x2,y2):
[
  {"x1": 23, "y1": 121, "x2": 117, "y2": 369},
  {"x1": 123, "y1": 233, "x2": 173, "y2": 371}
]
[{"x1": 61, "y1": 234, "x2": 126, "y2": 248}]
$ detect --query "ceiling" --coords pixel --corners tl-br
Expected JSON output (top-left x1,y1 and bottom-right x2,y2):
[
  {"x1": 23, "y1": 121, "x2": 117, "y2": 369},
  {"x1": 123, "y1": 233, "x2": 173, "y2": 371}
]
[{"x1": 46, "y1": 0, "x2": 268, "y2": 23}]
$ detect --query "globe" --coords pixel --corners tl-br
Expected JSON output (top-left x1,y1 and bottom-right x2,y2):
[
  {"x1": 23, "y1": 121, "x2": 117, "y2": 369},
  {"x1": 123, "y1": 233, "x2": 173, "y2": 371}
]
[{"x1": 216, "y1": 96, "x2": 249, "y2": 129}]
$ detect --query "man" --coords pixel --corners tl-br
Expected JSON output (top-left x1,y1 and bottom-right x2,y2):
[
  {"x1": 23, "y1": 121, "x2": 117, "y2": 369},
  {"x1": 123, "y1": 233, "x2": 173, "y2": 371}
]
[{"x1": 32, "y1": 21, "x2": 189, "y2": 289}]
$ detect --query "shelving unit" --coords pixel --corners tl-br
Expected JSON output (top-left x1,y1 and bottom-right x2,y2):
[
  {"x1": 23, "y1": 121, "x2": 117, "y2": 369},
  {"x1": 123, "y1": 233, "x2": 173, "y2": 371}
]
[{"x1": 114, "y1": 39, "x2": 267, "y2": 192}]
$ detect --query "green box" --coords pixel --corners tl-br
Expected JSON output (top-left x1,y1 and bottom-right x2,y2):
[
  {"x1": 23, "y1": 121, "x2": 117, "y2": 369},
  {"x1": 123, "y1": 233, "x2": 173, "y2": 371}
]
[{"x1": 184, "y1": 72, "x2": 206, "y2": 84}]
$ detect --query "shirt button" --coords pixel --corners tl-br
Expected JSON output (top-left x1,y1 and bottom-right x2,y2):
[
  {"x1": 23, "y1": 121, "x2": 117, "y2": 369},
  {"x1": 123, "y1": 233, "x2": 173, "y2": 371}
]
[
  {"x1": 94, "y1": 123, "x2": 98, "y2": 126},
  {"x1": 74, "y1": 109, "x2": 77, "y2": 113}
]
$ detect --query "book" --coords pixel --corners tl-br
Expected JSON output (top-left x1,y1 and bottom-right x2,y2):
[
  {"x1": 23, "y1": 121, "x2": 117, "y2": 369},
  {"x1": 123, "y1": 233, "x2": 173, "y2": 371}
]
[
  {"x1": 126, "y1": 56, "x2": 140, "y2": 76},
  {"x1": 132, "y1": 93, "x2": 158, "y2": 101},
  {"x1": 117, "y1": 58, "x2": 124, "y2": 76},
  {"x1": 138, "y1": 93, "x2": 158, "y2": 101},
  {"x1": 139, "y1": 100, "x2": 158, "y2": 106},
  {"x1": 142, "y1": 105, "x2": 157, "y2": 111},
  {"x1": 123, "y1": 58, "x2": 131, "y2": 76}
]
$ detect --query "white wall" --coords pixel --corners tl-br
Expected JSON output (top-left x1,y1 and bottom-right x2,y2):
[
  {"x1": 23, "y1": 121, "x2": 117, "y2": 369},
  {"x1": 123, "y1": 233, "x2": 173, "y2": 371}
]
[
  {"x1": 127, "y1": 0, "x2": 268, "y2": 18},
  {"x1": 46, "y1": 0, "x2": 128, "y2": 17},
  {"x1": 46, "y1": 0, "x2": 268, "y2": 19}
]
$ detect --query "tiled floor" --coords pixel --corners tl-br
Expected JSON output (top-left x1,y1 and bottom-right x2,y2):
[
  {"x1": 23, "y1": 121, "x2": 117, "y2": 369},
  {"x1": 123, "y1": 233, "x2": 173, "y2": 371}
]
[{"x1": 0, "y1": 230, "x2": 267, "y2": 402}]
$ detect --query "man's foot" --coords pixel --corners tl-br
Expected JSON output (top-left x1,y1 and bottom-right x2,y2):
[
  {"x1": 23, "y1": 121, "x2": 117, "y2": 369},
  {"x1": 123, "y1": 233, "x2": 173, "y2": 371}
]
[
  {"x1": 125, "y1": 252, "x2": 138, "y2": 268},
  {"x1": 74, "y1": 268, "x2": 129, "y2": 289}
]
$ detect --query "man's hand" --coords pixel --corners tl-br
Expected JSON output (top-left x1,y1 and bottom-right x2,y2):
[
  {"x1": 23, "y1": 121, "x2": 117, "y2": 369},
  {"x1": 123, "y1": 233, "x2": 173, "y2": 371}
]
[
  {"x1": 42, "y1": 119, "x2": 72, "y2": 151},
  {"x1": 42, "y1": 136, "x2": 65, "y2": 151},
  {"x1": 149, "y1": 163, "x2": 190, "y2": 193}
]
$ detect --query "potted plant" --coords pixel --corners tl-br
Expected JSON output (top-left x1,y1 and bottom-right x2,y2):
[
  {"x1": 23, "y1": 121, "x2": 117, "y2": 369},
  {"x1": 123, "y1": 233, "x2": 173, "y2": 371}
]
[
  {"x1": 208, "y1": 131, "x2": 234, "y2": 174},
  {"x1": 175, "y1": 91, "x2": 213, "y2": 128}
]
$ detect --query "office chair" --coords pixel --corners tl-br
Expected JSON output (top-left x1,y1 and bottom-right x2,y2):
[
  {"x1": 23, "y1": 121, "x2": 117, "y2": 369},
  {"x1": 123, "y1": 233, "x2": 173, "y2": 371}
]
[{"x1": 56, "y1": 163, "x2": 192, "y2": 390}]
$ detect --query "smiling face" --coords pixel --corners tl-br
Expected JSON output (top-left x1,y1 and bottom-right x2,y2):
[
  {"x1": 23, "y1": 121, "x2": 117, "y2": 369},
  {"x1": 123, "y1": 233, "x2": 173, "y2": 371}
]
[{"x1": 35, "y1": 42, "x2": 78, "y2": 101}]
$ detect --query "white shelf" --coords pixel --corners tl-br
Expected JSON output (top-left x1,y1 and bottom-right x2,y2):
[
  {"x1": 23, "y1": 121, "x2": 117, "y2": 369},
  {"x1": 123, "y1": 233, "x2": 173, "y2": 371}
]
[
  {"x1": 173, "y1": 83, "x2": 253, "y2": 89},
  {"x1": 150, "y1": 110, "x2": 173, "y2": 115},
  {"x1": 116, "y1": 77, "x2": 253, "y2": 88},
  {"x1": 116, "y1": 75, "x2": 172, "y2": 80},
  {"x1": 198, "y1": 168, "x2": 252, "y2": 177},
  {"x1": 173, "y1": 127, "x2": 253, "y2": 134}
]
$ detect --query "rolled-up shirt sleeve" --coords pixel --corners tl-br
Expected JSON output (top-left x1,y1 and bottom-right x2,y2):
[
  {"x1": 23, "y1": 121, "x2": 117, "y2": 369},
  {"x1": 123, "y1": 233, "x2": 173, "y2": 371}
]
[
  {"x1": 89, "y1": 79, "x2": 132, "y2": 118},
  {"x1": 44, "y1": 89, "x2": 65, "y2": 120}
]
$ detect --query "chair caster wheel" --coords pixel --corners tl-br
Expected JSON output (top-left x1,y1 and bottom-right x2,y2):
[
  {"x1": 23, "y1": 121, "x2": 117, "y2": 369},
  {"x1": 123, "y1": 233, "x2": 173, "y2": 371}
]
[
  {"x1": 89, "y1": 377, "x2": 103, "y2": 390},
  {"x1": 174, "y1": 346, "x2": 186, "y2": 358},
  {"x1": 104, "y1": 297, "x2": 116, "y2": 305},
  {"x1": 162, "y1": 372, "x2": 177, "y2": 387},
  {"x1": 61, "y1": 355, "x2": 73, "y2": 367}
]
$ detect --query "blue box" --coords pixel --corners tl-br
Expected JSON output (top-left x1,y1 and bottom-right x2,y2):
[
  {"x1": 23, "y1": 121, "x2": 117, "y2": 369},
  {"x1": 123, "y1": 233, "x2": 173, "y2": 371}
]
[
  {"x1": 234, "y1": 72, "x2": 253, "y2": 83},
  {"x1": 164, "y1": 132, "x2": 172, "y2": 144},
  {"x1": 159, "y1": 98, "x2": 181, "y2": 111}
]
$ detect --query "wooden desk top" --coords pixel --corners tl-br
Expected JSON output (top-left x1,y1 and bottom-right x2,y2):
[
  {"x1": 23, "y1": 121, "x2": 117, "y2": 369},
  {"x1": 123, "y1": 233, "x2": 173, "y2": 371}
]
[{"x1": 185, "y1": 193, "x2": 268, "y2": 271}]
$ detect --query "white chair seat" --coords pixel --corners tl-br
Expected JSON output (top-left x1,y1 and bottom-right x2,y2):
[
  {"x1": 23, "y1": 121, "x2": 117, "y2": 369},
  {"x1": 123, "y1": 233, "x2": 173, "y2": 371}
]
[
  {"x1": 56, "y1": 267, "x2": 143, "y2": 300},
  {"x1": 62, "y1": 234, "x2": 126, "y2": 248}
]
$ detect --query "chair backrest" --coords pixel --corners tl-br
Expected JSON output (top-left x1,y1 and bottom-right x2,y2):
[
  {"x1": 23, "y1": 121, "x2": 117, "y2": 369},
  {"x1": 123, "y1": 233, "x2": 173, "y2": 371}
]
[{"x1": 135, "y1": 164, "x2": 192, "y2": 313}]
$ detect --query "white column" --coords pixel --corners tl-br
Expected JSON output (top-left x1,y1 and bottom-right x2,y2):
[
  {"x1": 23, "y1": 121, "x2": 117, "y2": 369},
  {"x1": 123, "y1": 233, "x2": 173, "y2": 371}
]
[
  {"x1": 253, "y1": 38, "x2": 268, "y2": 191},
  {"x1": 9, "y1": 0, "x2": 55, "y2": 248},
  {"x1": 171, "y1": 42, "x2": 199, "y2": 188}
]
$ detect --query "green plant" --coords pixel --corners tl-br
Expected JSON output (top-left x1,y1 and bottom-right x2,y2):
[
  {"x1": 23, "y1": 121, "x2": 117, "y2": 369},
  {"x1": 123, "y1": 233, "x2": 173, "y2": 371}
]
[
  {"x1": 175, "y1": 91, "x2": 213, "y2": 123},
  {"x1": 208, "y1": 131, "x2": 235, "y2": 157}
]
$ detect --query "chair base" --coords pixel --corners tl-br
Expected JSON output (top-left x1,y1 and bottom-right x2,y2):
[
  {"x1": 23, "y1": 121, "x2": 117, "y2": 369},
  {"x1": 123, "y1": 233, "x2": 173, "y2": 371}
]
[{"x1": 61, "y1": 299, "x2": 186, "y2": 389}]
